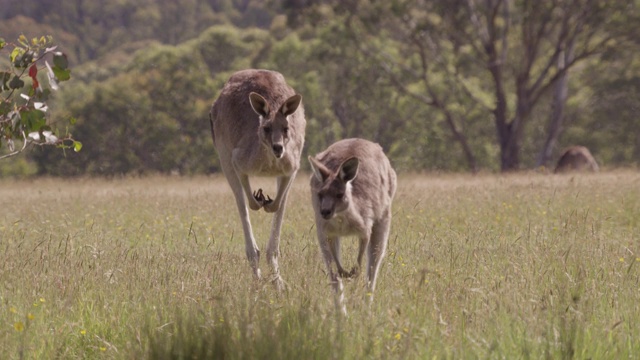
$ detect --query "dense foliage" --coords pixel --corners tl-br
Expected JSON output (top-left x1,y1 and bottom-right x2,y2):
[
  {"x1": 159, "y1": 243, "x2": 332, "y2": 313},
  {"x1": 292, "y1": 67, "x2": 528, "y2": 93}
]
[
  {"x1": 0, "y1": 34, "x2": 80, "y2": 164},
  {"x1": 0, "y1": 0, "x2": 638, "y2": 175}
]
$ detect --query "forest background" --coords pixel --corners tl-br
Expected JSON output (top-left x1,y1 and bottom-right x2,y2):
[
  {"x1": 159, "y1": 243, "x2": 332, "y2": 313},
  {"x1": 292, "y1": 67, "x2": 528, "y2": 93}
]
[{"x1": 1, "y1": 0, "x2": 638, "y2": 176}]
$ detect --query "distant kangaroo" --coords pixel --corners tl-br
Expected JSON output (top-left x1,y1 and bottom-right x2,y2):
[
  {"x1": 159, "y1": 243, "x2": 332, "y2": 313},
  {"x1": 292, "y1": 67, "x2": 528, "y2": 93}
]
[
  {"x1": 554, "y1": 145, "x2": 599, "y2": 173},
  {"x1": 308, "y1": 138, "x2": 397, "y2": 313},
  {"x1": 210, "y1": 69, "x2": 305, "y2": 289}
]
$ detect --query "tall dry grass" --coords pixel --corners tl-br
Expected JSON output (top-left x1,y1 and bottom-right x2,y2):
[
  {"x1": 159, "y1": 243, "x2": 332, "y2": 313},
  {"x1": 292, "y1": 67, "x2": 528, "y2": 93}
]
[{"x1": 0, "y1": 171, "x2": 639, "y2": 359}]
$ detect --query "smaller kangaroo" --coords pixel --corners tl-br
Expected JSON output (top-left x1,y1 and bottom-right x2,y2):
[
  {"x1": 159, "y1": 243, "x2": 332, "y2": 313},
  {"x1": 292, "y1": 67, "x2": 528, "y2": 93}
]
[
  {"x1": 554, "y1": 145, "x2": 599, "y2": 173},
  {"x1": 210, "y1": 69, "x2": 305, "y2": 289},
  {"x1": 308, "y1": 138, "x2": 397, "y2": 313}
]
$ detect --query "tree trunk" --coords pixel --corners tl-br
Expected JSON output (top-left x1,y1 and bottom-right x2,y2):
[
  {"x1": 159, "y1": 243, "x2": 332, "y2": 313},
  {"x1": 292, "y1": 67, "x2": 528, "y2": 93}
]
[
  {"x1": 494, "y1": 97, "x2": 516, "y2": 172},
  {"x1": 499, "y1": 121, "x2": 521, "y2": 171},
  {"x1": 498, "y1": 95, "x2": 530, "y2": 171},
  {"x1": 536, "y1": 42, "x2": 574, "y2": 168}
]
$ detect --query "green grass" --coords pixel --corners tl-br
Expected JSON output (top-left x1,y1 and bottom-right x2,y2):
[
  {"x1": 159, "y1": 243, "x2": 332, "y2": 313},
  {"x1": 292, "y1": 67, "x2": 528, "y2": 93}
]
[{"x1": 1, "y1": 172, "x2": 639, "y2": 359}]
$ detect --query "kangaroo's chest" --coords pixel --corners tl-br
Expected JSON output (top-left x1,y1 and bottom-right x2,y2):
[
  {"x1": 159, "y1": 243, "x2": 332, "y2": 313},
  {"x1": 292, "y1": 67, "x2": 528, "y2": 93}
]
[
  {"x1": 232, "y1": 146, "x2": 296, "y2": 176},
  {"x1": 251, "y1": 152, "x2": 293, "y2": 176},
  {"x1": 322, "y1": 213, "x2": 367, "y2": 238}
]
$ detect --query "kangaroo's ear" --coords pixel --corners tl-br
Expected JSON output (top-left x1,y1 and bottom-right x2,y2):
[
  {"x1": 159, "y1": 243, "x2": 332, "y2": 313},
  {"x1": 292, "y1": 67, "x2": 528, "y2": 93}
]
[
  {"x1": 339, "y1": 157, "x2": 359, "y2": 182},
  {"x1": 249, "y1": 92, "x2": 270, "y2": 117},
  {"x1": 308, "y1": 156, "x2": 330, "y2": 182},
  {"x1": 280, "y1": 94, "x2": 302, "y2": 116}
]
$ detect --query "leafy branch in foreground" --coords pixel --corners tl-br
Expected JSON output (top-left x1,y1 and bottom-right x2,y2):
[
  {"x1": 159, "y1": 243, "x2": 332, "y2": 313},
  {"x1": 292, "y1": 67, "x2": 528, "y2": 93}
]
[{"x1": 0, "y1": 34, "x2": 81, "y2": 160}]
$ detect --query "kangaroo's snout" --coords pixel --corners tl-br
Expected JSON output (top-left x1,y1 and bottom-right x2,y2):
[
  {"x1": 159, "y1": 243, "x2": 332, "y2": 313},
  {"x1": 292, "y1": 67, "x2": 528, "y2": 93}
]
[
  {"x1": 320, "y1": 208, "x2": 332, "y2": 219},
  {"x1": 272, "y1": 144, "x2": 284, "y2": 158}
]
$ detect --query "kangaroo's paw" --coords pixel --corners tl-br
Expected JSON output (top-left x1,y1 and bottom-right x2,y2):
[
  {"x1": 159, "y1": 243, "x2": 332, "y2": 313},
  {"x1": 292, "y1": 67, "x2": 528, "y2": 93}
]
[
  {"x1": 348, "y1": 266, "x2": 360, "y2": 278},
  {"x1": 249, "y1": 189, "x2": 266, "y2": 210},
  {"x1": 263, "y1": 197, "x2": 279, "y2": 213},
  {"x1": 253, "y1": 188, "x2": 265, "y2": 202},
  {"x1": 337, "y1": 266, "x2": 356, "y2": 278},
  {"x1": 337, "y1": 266, "x2": 359, "y2": 278}
]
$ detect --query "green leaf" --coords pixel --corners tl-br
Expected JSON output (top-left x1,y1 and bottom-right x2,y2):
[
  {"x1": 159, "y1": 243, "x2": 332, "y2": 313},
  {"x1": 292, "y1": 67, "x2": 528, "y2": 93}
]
[
  {"x1": 10, "y1": 47, "x2": 24, "y2": 64},
  {"x1": 53, "y1": 52, "x2": 69, "y2": 70},
  {"x1": 69, "y1": 117, "x2": 77, "y2": 125},
  {"x1": 20, "y1": 109, "x2": 46, "y2": 132},
  {"x1": 73, "y1": 141, "x2": 83, "y2": 152},
  {"x1": 12, "y1": 50, "x2": 34, "y2": 68},
  {"x1": 0, "y1": 38, "x2": 5, "y2": 50},
  {"x1": 18, "y1": 34, "x2": 28, "y2": 46},
  {"x1": 52, "y1": 66, "x2": 71, "y2": 82},
  {"x1": 9, "y1": 75, "x2": 25, "y2": 90}
]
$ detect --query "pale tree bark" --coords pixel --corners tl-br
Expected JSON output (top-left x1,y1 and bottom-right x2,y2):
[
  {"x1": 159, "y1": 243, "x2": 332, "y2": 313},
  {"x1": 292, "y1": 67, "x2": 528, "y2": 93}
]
[{"x1": 536, "y1": 40, "x2": 575, "y2": 168}]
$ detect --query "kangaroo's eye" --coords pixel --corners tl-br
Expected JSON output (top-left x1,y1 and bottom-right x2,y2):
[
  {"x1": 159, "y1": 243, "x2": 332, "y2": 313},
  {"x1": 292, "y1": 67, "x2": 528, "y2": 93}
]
[
  {"x1": 283, "y1": 127, "x2": 289, "y2": 135},
  {"x1": 336, "y1": 193, "x2": 344, "y2": 199},
  {"x1": 318, "y1": 194, "x2": 324, "y2": 201},
  {"x1": 264, "y1": 126, "x2": 272, "y2": 134}
]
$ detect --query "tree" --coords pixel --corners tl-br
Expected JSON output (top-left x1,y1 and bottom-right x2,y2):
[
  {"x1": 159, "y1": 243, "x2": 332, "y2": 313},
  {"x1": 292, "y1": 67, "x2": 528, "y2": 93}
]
[
  {"x1": 464, "y1": 0, "x2": 633, "y2": 171},
  {"x1": 295, "y1": 0, "x2": 636, "y2": 171},
  {"x1": 563, "y1": 47, "x2": 640, "y2": 167},
  {"x1": 0, "y1": 35, "x2": 80, "y2": 160}
]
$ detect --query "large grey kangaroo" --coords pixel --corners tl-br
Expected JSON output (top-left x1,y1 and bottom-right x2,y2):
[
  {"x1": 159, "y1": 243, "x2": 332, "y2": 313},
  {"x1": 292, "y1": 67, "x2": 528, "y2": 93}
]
[
  {"x1": 210, "y1": 69, "x2": 305, "y2": 289},
  {"x1": 554, "y1": 145, "x2": 599, "y2": 173},
  {"x1": 308, "y1": 138, "x2": 397, "y2": 313}
]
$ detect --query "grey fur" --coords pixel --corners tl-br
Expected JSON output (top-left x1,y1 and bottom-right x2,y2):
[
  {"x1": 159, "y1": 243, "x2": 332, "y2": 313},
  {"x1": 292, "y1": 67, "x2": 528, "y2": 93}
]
[
  {"x1": 210, "y1": 69, "x2": 306, "y2": 289},
  {"x1": 554, "y1": 146, "x2": 599, "y2": 173},
  {"x1": 309, "y1": 138, "x2": 397, "y2": 313}
]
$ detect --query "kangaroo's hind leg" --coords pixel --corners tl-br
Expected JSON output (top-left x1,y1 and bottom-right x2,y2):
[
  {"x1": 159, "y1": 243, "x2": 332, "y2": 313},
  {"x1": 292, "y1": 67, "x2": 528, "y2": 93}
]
[
  {"x1": 366, "y1": 216, "x2": 391, "y2": 298},
  {"x1": 220, "y1": 157, "x2": 262, "y2": 280},
  {"x1": 265, "y1": 174, "x2": 296, "y2": 290}
]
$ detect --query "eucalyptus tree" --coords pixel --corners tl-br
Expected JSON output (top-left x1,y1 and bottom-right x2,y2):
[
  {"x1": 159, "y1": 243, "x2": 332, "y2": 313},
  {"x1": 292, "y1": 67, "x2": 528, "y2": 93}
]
[
  {"x1": 287, "y1": 0, "x2": 637, "y2": 171},
  {"x1": 0, "y1": 35, "x2": 79, "y2": 161}
]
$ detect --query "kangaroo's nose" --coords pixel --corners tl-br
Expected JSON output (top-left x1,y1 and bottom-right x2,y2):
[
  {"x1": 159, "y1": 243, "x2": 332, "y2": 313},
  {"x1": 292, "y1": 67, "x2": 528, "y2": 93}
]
[
  {"x1": 272, "y1": 144, "x2": 283, "y2": 157},
  {"x1": 321, "y1": 209, "x2": 332, "y2": 219}
]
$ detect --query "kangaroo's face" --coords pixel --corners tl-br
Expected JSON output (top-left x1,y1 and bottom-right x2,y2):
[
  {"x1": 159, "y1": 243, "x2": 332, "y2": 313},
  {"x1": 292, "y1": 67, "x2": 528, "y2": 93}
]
[
  {"x1": 309, "y1": 157, "x2": 359, "y2": 220},
  {"x1": 250, "y1": 92, "x2": 302, "y2": 159}
]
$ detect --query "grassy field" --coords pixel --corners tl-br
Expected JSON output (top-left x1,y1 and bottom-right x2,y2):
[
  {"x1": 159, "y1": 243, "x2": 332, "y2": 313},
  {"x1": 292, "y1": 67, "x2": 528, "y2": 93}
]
[{"x1": 1, "y1": 171, "x2": 639, "y2": 359}]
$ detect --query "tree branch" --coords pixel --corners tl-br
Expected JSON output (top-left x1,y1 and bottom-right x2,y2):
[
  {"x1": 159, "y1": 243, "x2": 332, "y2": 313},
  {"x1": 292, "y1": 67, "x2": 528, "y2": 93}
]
[
  {"x1": 530, "y1": 33, "x2": 614, "y2": 105},
  {"x1": 0, "y1": 131, "x2": 29, "y2": 160}
]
